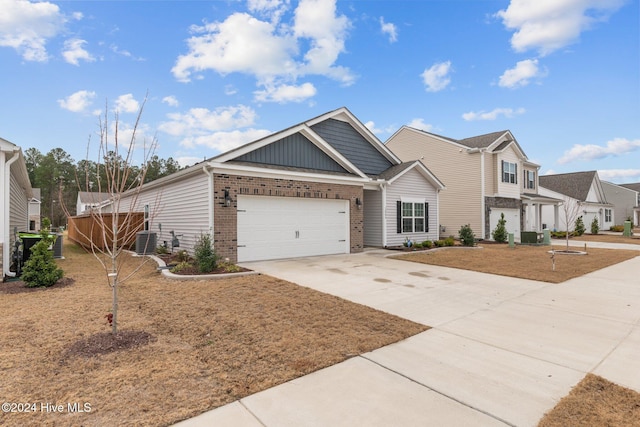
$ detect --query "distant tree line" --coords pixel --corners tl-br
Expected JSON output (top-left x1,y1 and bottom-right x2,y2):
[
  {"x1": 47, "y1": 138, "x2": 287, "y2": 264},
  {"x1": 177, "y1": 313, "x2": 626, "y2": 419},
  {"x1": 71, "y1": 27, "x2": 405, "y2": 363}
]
[{"x1": 24, "y1": 147, "x2": 183, "y2": 227}]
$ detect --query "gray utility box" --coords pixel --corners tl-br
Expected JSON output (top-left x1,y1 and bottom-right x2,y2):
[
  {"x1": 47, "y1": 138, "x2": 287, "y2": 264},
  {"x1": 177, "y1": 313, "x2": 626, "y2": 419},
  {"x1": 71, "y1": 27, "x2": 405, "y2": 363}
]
[
  {"x1": 135, "y1": 231, "x2": 157, "y2": 255},
  {"x1": 53, "y1": 234, "x2": 63, "y2": 259}
]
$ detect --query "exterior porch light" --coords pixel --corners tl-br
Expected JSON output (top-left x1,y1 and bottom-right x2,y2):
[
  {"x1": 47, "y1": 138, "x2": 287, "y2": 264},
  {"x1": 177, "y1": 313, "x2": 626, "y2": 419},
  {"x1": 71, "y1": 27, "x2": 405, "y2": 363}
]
[
  {"x1": 355, "y1": 197, "x2": 362, "y2": 209},
  {"x1": 224, "y1": 189, "x2": 232, "y2": 207}
]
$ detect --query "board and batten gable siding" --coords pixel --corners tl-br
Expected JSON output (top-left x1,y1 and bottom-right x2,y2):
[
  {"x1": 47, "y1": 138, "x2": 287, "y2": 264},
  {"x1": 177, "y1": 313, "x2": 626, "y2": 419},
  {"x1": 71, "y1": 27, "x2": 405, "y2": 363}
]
[
  {"x1": 9, "y1": 172, "x2": 29, "y2": 237},
  {"x1": 122, "y1": 171, "x2": 211, "y2": 254},
  {"x1": 363, "y1": 189, "x2": 383, "y2": 247},
  {"x1": 386, "y1": 128, "x2": 482, "y2": 238},
  {"x1": 602, "y1": 181, "x2": 637, "y2": 225},
  {"x1": 496, "y1": 146, "x2": 521, "y2": 199},
  {"x1": 311, "y1": 119, "x2": 393, "y2": 175},
  {"x1": 235, "y1": 132, "x2": 349, "y2": 173},
  {"x1": 385, "y1": 168, "x2": 439, "y2": 247}
]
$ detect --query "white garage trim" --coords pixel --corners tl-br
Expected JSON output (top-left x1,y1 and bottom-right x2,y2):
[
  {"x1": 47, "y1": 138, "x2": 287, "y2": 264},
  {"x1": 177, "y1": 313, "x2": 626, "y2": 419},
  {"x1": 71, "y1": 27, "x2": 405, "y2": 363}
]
[{"x1": 237, "y1": 195, "x2": 350, "y2": 262}]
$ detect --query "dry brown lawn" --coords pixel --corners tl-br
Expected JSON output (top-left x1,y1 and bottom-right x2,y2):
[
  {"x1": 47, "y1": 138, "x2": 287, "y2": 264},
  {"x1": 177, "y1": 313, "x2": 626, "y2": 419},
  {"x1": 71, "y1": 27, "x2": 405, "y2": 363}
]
[
  {"x1": 538, "y1": 374, "x2": 640, "y2": 427},
  {"x1": 394, "y1": 244, "x2": 639, "y2": 283},
  {"x1": 0, "y1": 239, "x2": 427, "y2": 427},
  {"x1": 564, "y1": 233, "x2": 640, "y2": 245}
]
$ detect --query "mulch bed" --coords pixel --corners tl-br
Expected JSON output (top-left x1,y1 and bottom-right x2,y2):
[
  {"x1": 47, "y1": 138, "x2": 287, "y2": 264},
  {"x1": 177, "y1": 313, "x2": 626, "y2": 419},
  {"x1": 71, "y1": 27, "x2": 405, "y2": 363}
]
[
  {"x1": 65, "y1": 331, "x2": 157, "y2": 358},
  {"x1": 0, "y1": 277, "x2": 75, "y2": 294},
  {"x1": 156, "y1": 253, "x2": 251, "y2": 275}
]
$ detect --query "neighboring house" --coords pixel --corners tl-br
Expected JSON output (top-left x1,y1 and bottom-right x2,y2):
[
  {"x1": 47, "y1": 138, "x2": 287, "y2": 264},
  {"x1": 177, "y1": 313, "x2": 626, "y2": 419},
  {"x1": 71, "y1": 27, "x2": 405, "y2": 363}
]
[
  {"x1": 1, "y1": 137, "x2": 34, "y2": 279},
  {"x1": 619, "y1": 182, "x2": 640, "y2": 225},
  {"x1": 602, "y1": 181, "x2": 639, "y2": 226},
  {"x1": 28, "y1": 188, "x2": 41, "y2": 232},
  {"x1": 386, "y1": 127, "x2": 559, "y2": 241},
  {"x1": 116, "y1": 107, "x2": 444, "y2": 263},
  {"x1": 76, "y1": 192, "x2": 111, "y2": 215},
  {"x1": 539, "y1": 171, "x2": 614, "y2": 232}
]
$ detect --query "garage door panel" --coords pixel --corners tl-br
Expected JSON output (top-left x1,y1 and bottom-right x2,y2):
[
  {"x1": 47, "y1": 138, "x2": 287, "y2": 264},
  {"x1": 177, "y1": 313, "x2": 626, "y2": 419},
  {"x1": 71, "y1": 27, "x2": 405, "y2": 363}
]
[
  {"x1": 489, "y1": 208, "x2": 520, "y2": 241},
  {"x1": 237, "y1": 196, "x2": 349, "y2": 262}
]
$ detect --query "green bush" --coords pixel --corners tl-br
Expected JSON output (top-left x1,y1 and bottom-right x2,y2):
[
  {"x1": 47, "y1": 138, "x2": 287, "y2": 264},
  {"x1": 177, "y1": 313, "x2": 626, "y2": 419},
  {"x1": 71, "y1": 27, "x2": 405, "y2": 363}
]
[
  {"x1": 574, "y1": 216, "x2": 585, "y2": 236},
  {"x1": 590, "y1": 217, "x2": 599, "y2": 235},
  {"x1": 21, "y1": 219, "x2": 63, "y2": 288},
  {"x1": 458, "y1": 224, "x2": 475, "y2": 246},
  {"x1": 610, "y1": 225, "x2": 624, "y2": 232},
  {"x1": 170, "y1": 261, "x2": 192, "y2": 274},
  {"x1": 413, "y1": 242, "x2": 423, "y2": 249},
  {"x1": 444, "y1": 236, "x2": 455, "y2": 246},
  {"x1": 176, "y1": 249, "x2": 190, "y2": 262},
  {"x1": 492, "y1": 213, "x2": 508, "y2": 243},
  {"x1": 422, "y1": 240, "x2": 433, "y2": 248},
  {"x1": 433, "y1": 240, "x2": 444, "y2": 247},
  {"x1": 194, "y1": 233, "x2": 218, "y2": 273},
  {"x1": 220, "y1": 262, "x2": 242, "y2": 273}
]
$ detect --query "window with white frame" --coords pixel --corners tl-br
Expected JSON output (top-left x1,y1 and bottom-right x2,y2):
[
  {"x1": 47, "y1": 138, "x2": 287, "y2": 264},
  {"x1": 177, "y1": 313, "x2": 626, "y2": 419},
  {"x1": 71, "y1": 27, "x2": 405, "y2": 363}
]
[
  {"x1": 502, "y1": 161, "x2": 517, "y2": 184},
  {"x1": 605, "y1": 208, "x2": 612, "y2": 222},
  {"x1": 401, "y1": 201, "x2": 426, "y2": 233},
  {"x1": 525, "y1": 170, "x2": 535, "y2": 189}
]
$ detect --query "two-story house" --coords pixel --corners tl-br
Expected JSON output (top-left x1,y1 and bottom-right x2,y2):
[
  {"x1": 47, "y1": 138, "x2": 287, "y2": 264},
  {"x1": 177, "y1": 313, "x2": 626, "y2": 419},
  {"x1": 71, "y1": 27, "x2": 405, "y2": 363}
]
[{"x1": 386, "y1": 127, "x2": 559, "y2": 241}]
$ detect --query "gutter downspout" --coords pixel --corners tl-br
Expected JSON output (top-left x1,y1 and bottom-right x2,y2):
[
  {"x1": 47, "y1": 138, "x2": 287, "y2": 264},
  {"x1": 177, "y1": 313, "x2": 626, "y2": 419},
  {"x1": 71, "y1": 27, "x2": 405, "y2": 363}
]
[
  {"x1": 380, "y1": 182, "x2": 387, "y2": 247},
  {"x1": 480, "y1": 149, "x2": 486, "y2": 239},
  {"x1": 202, "y1": 165, "x2": 214, "y2": 235},
  {"x1": 4, "y1": 148, "x2": 21, "y2": 277}
]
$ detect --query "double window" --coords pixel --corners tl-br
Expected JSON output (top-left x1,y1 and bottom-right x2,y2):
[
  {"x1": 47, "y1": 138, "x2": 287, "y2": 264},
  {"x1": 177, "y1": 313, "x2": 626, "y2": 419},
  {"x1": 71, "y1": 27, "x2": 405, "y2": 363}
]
[
  {"x1": 605, "y1": 209, "x2": 612, "y2": 222},
  {"x1": 502, "y1": 161, "x2": 517, "y2": 184},
  {"x1": 397, "y1": 201, "x2": 428, "y2": 233}
]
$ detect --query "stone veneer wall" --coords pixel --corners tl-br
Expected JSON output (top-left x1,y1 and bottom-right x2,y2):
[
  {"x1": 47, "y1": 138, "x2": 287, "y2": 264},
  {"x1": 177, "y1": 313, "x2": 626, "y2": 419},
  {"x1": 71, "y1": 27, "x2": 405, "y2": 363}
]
[
  {"x1": 213, "y1": 173, "x2": 364, "y2": 263},
  {"x1": 484, "y1": 196, "x2": 523, "y2": 239}
]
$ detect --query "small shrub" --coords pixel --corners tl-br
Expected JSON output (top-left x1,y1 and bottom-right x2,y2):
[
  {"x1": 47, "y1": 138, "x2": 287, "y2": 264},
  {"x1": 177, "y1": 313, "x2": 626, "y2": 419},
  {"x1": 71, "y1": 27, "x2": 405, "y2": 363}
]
[
  {"x1": 413, "y1": 242, "x2": 423, "y2": 249},
  {"x1": 194, "y1": 233, "x2": 218, "y2": 273},
  {"x1": 221, "y1": 262, "x2": 242, "y2": 273},
  {"x1": 176, "y1": 249, "x2": 190, "y2": 262},
  {"x1": 422, "y1": 240, "x2": 433, "y2": 249},
  {"x1": 574, "y1": 216, "x2": 585, "y2": 236},
  {"x1": 21, "y1": 218, "x2": 63, "y2": 288},
  {"x1": 458, "y1": 224, "x2": 476, "y2": 246},
  {"x1": 156, "y1": 245, "x2": 169, "y2": 255},
  {"x1": 444, "y1": 236, "x2": 455, "y2": 246},
  {"x1": 492, "y1": 213, "x2": 508, "y2": 243},
  {"x1": 170, "y1": 261, "x2": 192, "y2": 274},
  {"x1": 433, "y1": 240, "x2": 444, "y2": 247},
  {"x1": 590, "y1": 217, "x2": 599, "y2": 235},
  {"x1": 610, "y1": 225, "x2": 624, "y2": 232}
]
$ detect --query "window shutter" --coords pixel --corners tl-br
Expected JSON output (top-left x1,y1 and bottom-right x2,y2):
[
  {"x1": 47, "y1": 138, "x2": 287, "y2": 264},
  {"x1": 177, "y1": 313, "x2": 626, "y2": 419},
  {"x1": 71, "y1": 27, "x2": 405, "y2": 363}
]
[
  {"x1": 515, "y1": 164, "x2": 518, "y2": 184},
  {"x1": 396, "y1": 201, "x2": 402, "y2": 233},
  {"x1": 425, "y1": 202, "x2": 429, "y2": 232},
  {"x1": 501, "y1": 160, "x2": 505, "y2": 182}
]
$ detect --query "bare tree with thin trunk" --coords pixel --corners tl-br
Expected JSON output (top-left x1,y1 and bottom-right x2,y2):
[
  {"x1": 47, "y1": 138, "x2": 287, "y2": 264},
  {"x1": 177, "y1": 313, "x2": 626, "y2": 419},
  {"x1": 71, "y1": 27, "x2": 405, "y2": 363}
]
[
  {"x1": 63, "y1": 97, "x2": 159, "y2": 334},
  {"x1": 560, "y1": 195, "x2": 582, "y2": 252}
]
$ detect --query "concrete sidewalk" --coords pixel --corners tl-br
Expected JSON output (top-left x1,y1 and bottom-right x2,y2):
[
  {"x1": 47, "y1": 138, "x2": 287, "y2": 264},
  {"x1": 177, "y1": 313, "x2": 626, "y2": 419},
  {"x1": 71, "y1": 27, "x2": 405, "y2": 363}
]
[{"x1": 174, "y1": 244, "x2": 640, "y2": 427}]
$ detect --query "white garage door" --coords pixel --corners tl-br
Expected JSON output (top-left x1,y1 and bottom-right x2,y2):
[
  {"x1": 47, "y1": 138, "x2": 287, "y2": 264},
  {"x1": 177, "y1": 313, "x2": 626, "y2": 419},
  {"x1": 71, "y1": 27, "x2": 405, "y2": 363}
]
[
  {"x1": 489, "y1": 208, "x2": 520, "y2": 241},
  {"x1": 237, "y1": 196, "x2": 350, "y2": 262}
]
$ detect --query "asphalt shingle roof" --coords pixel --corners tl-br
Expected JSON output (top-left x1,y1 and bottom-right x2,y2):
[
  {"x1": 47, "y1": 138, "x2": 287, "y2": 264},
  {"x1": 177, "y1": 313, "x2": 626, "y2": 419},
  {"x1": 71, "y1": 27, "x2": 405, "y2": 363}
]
[{"x1": 538, "y1": 171, "x2": 597, "y2": 201}]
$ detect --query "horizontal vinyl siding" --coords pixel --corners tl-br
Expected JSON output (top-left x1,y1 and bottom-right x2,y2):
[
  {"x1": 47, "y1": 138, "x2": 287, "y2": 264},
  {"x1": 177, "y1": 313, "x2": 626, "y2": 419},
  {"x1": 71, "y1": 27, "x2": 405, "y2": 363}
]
[
  {"x1": 123, "y1": 172, "x2": 210, "y2": 254},
  {"x1": 363, "y1": 189, "x2": 383, "y2": 247},
  {"x1": 385, "y1": 168, "x2": 439, "y2": 246},
  {"x1": 387, "y1": 129, "x2": 482, "y2": 237},
  {"x1": 9, "y1": 172, "x2": 29, "y2": 238},
  {"x1": 496, "y1": 147, "x2": 520, "y2": 199}
]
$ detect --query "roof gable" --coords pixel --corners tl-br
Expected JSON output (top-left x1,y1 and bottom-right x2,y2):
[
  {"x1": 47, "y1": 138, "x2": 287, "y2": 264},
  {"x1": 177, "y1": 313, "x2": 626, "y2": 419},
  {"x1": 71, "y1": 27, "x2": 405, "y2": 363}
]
[
  {"x1": 310, "y1": 118, "x2": 394, "y2": 175},
  {"x1": 377, "y1": 161, "x2": 445, "y2": 190},
  {"x1": 234, "y1": 131, "x2": 349, "y2": 174},
  {"x1": 539, "y1": 171, "x2": 604, "y2": 202}
]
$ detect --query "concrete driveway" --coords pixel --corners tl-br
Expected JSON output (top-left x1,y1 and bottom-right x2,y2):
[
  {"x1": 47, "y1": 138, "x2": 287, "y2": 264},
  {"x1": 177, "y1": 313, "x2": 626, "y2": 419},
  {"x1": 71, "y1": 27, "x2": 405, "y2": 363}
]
[{"x1": 176, "y1": 247, "x2": 640, "y2": 427}]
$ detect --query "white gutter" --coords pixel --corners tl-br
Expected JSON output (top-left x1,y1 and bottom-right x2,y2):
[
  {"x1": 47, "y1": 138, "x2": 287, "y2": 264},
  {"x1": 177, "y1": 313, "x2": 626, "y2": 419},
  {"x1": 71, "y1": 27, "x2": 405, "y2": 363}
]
[
  {"x1": 3, "y1": 148, "x2": 20, "y2": 277},
  {"x1": 380, "y1": 182, "x2": 387, "y2": 247},
  {"x1": 202, "y1": 165, "x2": 214, "y2": 235}
]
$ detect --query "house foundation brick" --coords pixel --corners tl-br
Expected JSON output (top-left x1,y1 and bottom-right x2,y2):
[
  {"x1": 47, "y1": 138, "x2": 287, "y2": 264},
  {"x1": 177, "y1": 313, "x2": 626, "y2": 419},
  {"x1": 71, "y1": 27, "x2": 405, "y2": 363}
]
[{"x1": 214, "y1": 174, "x2": 363, "y2": 263}]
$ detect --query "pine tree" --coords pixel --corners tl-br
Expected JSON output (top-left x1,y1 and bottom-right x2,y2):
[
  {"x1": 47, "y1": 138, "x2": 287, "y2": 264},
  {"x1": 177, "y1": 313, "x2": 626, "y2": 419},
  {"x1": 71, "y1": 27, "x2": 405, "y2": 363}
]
[{"x1": 492, "y1": 213, "x2": 508, "y2": 243}]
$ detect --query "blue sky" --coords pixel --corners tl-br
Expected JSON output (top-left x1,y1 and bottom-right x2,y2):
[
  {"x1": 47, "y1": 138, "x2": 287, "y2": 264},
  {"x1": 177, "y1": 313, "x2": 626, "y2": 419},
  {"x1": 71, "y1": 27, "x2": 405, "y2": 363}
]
[{"x1": 1, "y1": 0, "x2": 638, "y2": 183}]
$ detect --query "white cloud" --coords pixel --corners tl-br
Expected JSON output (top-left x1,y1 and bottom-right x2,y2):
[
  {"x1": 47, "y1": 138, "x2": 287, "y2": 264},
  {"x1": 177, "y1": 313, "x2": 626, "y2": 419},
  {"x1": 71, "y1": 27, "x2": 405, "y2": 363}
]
[
  {"x1": 158, "y1": 105, "x2": 271, "y2": 153},
  {"x1": 176, "y1": 156, "x2": 206, "y2": 168},
  {"x1": 364, "y1": 121, "x2": 381, "y2": 134},
  {"x1": 421, "y1": 61, "x2": 452, "y2": 92},
  {"x1": 162, "y1": 96, "x2": 179, "y2": 107},
  {"x1": 62, "y1": 38, "x2": 95, "y2": 65},
  {"x1": 407, "y1": 118, "x2": 434, "y2": 132},
  {"x1": 496, "y1": 0, "x2": 625, "y2": 56},
  {"x1": 0, "y1": 0, "x2": 68, "y2": 61},
  {"x1": 558, "y1": 138, "x2": 640, "y2": 164},
  {"x1": 115, "y1": 94, "x2": 140, "y2": 113},
  {"x1": 254, "y1": 82, "x2": 316, "y2": 103},
  {"x1": 462, "y1": 107, "x2": 525, "y2": 121},
  {"x1": 379, "y1": 17, "x2": 397, "y2": 43},
  {"x1": 57, "y1": 90, "x2": 96, "y2": 113},
  {"x1": 110, "y1": 44, "x2": 145, "y2": 61},
  {"x1": 597, "y1": 169, "x2": 640, "y2": 183},
  {"x1": 498, "y1": 58, "x2": 546, "y2": 88},
  {"x1": 172, "y1": 0, "x2": 354, "y2": 101}
]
